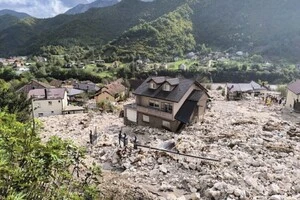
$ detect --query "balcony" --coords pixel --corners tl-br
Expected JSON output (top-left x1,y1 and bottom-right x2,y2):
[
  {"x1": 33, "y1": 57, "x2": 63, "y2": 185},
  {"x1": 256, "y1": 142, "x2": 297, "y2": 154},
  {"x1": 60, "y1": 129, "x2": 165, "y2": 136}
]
[{"x1": 137, "y1": 105, "x2": 173, "y2": 121}]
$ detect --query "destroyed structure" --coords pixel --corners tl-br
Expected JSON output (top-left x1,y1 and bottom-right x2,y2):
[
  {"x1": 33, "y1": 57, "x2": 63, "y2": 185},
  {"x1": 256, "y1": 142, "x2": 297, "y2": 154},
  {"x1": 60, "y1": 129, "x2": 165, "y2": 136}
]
[
  {"x1": 124, "y1": 76, "x2": 209, "y2": 132},
  {"x1": 225, "y1": 81, "x2": 268, "y2": 100}
]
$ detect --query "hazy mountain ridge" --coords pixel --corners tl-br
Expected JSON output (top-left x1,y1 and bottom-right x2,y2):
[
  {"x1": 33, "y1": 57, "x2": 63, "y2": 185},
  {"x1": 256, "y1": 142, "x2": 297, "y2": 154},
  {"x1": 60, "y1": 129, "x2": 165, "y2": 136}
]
[{"x1": 0, "y1": 9, "x2": 31, "y2": 19}]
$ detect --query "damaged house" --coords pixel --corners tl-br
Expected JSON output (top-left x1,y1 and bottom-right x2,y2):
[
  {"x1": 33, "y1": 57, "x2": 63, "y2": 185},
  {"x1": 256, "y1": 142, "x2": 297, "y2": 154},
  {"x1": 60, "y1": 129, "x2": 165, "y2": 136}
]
[
  {"x1": 225, "y1": 81, "x2": 268, "y2": 100},
  {"x1": 124, "y1": 76, "x2": 209, "y2": 132},
  {"x1": 286, "y1": 79, "x2": 300, "y2": 112}
]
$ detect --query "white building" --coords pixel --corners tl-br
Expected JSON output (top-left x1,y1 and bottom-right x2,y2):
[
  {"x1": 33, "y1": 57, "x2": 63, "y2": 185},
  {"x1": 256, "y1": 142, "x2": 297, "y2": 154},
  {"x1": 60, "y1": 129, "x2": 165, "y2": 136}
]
[
  {"x1": 28, "y1": 88, "x2": 68, "y2": 117},
  {"x1": 286, "y1": 80, "x2": 300, "y2": 109}
]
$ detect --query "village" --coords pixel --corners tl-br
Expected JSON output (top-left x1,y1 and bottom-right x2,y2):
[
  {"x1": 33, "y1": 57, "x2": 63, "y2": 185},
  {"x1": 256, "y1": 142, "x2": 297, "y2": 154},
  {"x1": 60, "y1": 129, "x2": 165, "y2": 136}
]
[{"x1": 9, "y1": 74, "x2": 298, "y2": 200}]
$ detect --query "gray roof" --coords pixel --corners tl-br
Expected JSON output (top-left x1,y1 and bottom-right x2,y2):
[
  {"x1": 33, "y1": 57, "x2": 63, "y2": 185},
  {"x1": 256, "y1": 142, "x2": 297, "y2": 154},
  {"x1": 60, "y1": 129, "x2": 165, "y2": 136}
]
[
  {"x1": 175, "y1": 90, "x2": 204, "y2": 124},
  {"x1": 227, "y1": 83, "x2": 241, "y2": 92},
  {"x1": 66, "y1": 88, "x2": 84, "y2": 96},
  {"x1": 28, "y1": 88, "x2": 66, "y2": 100},
  {"x1": 166, "y1": 78, "x2": 180, "y2": 86},
  {"x1": 287, "y1": 79, "x2": 300, "y2": 95},
  {"x1": 188, "y1": 90, "x2": 203, "y2": 101},
  {"x1": 239, "y1": 83, "x2": 253, "y2": 92},
  {"x1": 250, "y1": 81, "x2": 267, "y2": 91},
  {"x1": 147, "y1": 77, "x2": 167, "y2": 84},
  {"x1": 134, "y1": 77, "x2": 200, "y2": 102}
]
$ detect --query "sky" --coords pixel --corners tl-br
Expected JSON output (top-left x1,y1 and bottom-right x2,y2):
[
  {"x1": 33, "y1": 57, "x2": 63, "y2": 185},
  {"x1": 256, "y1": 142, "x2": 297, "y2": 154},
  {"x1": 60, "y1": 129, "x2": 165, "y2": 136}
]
[{"x1": 0, "y1": 0, "x2": 95, "y2": 18}]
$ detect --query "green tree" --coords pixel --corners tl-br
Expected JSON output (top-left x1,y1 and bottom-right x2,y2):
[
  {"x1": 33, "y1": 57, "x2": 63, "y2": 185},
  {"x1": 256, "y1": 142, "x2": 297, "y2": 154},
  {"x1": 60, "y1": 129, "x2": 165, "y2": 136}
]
[{"x1": 0, "y1": 112, "x2": 101, "y2": 199}]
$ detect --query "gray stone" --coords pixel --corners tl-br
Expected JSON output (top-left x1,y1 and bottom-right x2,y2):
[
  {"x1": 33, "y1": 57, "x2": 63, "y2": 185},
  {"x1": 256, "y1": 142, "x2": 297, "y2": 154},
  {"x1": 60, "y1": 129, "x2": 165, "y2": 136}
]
[
  {"x1": 269, "y1": 195, "x2": 282, "y2": 200},
  {"x1": 159, "y1": 164, "x2": 168, "y2": 174}
]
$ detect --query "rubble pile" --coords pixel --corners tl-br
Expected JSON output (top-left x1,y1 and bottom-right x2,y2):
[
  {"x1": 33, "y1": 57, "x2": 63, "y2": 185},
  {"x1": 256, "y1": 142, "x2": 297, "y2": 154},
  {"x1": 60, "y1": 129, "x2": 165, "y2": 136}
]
[{"x1": 41, "y1": 93, "x2": 300, "y2": 200}]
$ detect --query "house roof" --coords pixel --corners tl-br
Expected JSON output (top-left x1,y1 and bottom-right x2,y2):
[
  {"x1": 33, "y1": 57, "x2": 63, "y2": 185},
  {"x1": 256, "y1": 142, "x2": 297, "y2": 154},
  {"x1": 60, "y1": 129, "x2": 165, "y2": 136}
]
[
  {"x1": 28, "y1": 88, "x2": 66, "y2": 100},
  {"x1": 17, "y1": 80, "x2": 52, "y2": 93},
  {"x1": 287, "y1": 79, "x2": 300, "y2": 95},
  {"x1": 239, "y1": 83, "x2": 253, "y2": 92},
  {"x1": 227, "y1": 81, "x2": 267, "y2": 93},
  {"x1": 134, "y1": 77, "x2": 206, "y2": 103},
  {"x1": 147, "y1": 76, "x2": 166, "y2": 84},
  {"x1": 96, "y1": 79, "x2": 126, "y2": 97},
  {"x1": 226, "y1": 83, "x2": 241, "y2": 92},
  {"x1": 250, "y1": 81, "x2": 267, "y2": 91},
  {"x1": 175, "y1": 90, "x2": 204, "y2": 124},
  {"x1": 66, "y1": 88, "x2": 84, "y2": 96}
]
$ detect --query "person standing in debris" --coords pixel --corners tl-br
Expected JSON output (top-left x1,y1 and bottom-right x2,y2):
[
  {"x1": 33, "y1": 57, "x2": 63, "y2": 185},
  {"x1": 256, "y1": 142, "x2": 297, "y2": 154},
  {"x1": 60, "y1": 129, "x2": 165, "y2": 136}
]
[
  {"x1": 134, "y1": 135, "x2": 138, "y2": 149},
  {"x1": 118, "y1": 131, "x2": 122, "y2": 147},
  {"x1": 89, "y1": 130, "x2": 93, "y2": 145},
  {"x1": 123, "y1": 133, "x2": 128, "y2": 147}
]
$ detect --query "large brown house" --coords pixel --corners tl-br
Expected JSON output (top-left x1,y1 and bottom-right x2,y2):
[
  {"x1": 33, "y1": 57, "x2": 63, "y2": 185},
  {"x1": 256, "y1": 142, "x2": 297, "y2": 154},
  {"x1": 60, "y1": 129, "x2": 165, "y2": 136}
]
[{"x1": 124, "y1": 76, "x2": 209, "y2": 132}]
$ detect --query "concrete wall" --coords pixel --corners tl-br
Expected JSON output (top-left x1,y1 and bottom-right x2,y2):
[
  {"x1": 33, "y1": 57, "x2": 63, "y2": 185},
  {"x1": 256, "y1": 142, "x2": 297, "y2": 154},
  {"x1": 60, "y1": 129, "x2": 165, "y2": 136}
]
[
  {"x1": 286, "y1": 90, "x2": 300, "y2": 108},
  {"x1": 136, "y1": 112, "x2": 180, "y2": 132},
  {"x1": 33, "y1": 99, "x2": 63, "y2": 117},
  {"x1": 33, "y1": 92, "x2": 68, "y2": 118},
  {"x1": 197, "y1": 94, "x2": 208, "y2": 122}
]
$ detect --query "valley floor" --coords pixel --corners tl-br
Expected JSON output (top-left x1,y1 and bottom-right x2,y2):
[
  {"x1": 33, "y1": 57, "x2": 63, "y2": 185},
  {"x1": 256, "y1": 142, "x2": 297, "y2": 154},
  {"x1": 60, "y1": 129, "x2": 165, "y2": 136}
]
[{"x1": 40, "y1": 90, "x2": 300, "y2": 200}]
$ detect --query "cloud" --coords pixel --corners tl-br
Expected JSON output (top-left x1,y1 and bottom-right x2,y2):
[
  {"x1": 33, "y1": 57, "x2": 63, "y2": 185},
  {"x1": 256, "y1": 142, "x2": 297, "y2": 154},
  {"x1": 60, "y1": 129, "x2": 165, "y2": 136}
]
[{"x1": 0, "y1": 0, "x2": 93, "y2": 18}]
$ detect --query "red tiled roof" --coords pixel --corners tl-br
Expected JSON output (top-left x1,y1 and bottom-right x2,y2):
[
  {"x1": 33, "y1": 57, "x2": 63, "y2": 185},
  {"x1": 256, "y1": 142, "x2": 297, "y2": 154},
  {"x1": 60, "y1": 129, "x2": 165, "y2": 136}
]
[{"x1": 96, "y1": 79, "x2": 126, "y2": 97}]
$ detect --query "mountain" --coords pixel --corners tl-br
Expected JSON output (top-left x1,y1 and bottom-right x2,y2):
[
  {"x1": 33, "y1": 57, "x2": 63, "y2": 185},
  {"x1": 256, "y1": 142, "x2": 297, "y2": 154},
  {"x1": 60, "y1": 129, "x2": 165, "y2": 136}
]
[
  {"x1": 0, "y1": 9, "x2": 31, "y2": 19},
  {"x1": 1, "y1": 0, "x2": 300, "y2": 62},
  {"x1": 105, "y1": 0, "x2": 300, "y2": 62},
  {"x1": 103, "y1": 4, "x2": 195, "y2": 62},
  {"x1": 0, "y1": 0, "x2": 185, "y2": 56},
  {"x1": 0, "y1": 15, "x2": 20, "y2": 31},
  {"x1": 65, "y1": 0, "x2": 121, "y2": 15}
]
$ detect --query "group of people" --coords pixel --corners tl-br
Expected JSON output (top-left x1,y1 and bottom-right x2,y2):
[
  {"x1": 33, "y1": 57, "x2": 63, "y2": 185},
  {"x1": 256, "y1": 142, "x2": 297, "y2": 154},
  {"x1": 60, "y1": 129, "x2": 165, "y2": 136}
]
[
  {"x1": 264, "y1": 95, "x2": 285, "y2": 106},
  {"x1": 118, "y1": 131, "x2": 138, "y2": 149}
]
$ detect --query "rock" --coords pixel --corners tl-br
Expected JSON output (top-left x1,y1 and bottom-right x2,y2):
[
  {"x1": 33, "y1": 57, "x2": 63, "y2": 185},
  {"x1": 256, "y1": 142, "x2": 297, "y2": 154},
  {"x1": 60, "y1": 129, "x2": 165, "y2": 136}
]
[
  {"x1": 189, "y1": 192, "x2": 201, "y2": 200},
  {"x1": 269, "y1": 183, "x2": 280, "y2": 195},
  {"x1": 159, "y1": 183, "x2": 174, "y2": 192},
  {"x1": 205, "y1": 189, "x2": 221, "y2": 199},
  {"x1": 165, "y1": 193, "x2": 177, "y2": 200},
  {"x1": 294, "y1": 184, "x2": 300, "y2": 194},
  {"x1": 177, "y1": 196, "x2": 186, "y2": 200},
  {"x1": 149, "y1": 169, "x2": 159, "y2": 177},
  {"x1": 269, "y1": 195, "x2": 282, "y2": 200},
  {"x1": 159, "y1": 164, "x2": 168, "y2": 174},
  {"x1": 213, "y1": 182, "x2": 227, "y2": 191}
]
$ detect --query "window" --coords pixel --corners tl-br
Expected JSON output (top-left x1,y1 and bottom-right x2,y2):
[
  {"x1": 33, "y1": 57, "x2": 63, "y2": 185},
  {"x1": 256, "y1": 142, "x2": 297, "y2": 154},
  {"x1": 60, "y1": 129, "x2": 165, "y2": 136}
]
[
  {"x1": 38, "y1": 113, "x2": 43, "y2": 117},
  {"x1": 162, "y1": 103, "x2": 173, "y2": 113},
  {"x1": 149, "y1": 82, "x2": 157, "y2": 89},
  {"x1": 48, "y1": 101, "x2": 52, "y2": 105},
  {"x1": 162, "y1": 120, "x2": 170, "y2": 129},
  {"x1": 149, "y1": 100, "x2": 160, "y2": 109},
  {"x1": 142, "y1": 115, "x2": 149, "y2": 123},
  {"x1": 51, "y1": 111, "x2": 54, "y2": 114},
  {"x1": 163, "y1": 83, "x2": 171, "y2": 91},
  {"x1": 58, "y1": 100, "x2": 61, "y2": 103}
]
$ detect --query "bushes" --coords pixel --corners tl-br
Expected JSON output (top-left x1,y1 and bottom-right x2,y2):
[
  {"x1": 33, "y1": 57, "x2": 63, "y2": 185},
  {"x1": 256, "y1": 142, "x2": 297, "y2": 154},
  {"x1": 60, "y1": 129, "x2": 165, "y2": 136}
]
[{"x1": 97, "y1": 100, "x2": 118, "y2": 112}]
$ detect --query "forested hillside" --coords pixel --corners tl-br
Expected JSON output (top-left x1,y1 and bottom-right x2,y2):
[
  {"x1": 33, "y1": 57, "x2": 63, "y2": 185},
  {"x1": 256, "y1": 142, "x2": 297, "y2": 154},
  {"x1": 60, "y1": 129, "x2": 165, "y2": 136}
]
[
  {"x1": 191, "y1": 0, "x2": 300, "y2": 62},
  {"x1": 102, "y1": 4, "x2": 195, "y2": 62},
  {"x1": 1, "y1": 0, "x2": 300, "y2": 62},
  {"x1": 0, "y1": 0, "x2": 185, "y2": 57}
]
